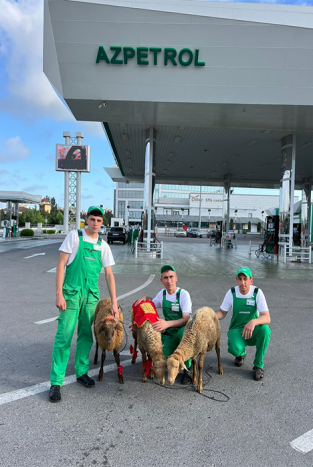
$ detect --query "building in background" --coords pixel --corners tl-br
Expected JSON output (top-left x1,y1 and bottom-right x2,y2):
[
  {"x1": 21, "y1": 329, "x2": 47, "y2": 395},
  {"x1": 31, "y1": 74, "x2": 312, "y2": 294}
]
[
  {"x1": 114, "y1": 182, "x2": 296, "y2": 233},
  {"x1": 39, "y1": 198, "x2": 51, "y2": 214}
]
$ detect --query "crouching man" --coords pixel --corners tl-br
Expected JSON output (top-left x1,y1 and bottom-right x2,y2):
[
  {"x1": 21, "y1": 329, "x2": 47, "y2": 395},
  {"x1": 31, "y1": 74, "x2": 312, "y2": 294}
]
[
  {"x1": 136, "y1": 265, "x2": 192, "y2": 384},
  {"x1": 49, "y1": 206, "x2": 119, "y2": 402},
  {"x1": 215, "y1": 267, "x2": 271, "y2": 381}
]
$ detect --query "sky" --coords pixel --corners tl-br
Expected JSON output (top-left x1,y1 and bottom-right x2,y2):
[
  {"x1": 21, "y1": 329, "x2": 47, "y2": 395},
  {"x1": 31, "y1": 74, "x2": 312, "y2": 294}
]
[{"x1": 0, "y1": 0, "x2": 309, "y2": 214}]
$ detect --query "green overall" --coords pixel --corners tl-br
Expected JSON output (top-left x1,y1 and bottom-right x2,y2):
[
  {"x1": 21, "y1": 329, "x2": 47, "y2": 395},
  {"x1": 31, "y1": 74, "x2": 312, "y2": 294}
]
[
  {"x1": 227, "y1": 287, "x2": 271, "y2": 369},
  {"x1": 161, "y1": 289, "x2": 192, "y2": 369},
  {"x1": 50, "y1": 230, "x2": 102, "y2": 385}
]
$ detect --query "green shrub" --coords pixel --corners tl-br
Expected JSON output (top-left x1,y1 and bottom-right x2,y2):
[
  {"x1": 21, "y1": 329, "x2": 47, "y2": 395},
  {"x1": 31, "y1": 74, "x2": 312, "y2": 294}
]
[
  {"x1": 257, "y1": 222, "x2": 261, "y2": 232},
  {"x1": 242, "y1": 229, "x2": 248, "y2": 234},
  {"x1": 47, "y1": 229, "x2": 56, "y2": 234},
  {"x1": 20, "y1": 229, "x2": 34, "y2": 237},
  {"x1": 58, "y1": 230, "x2": 62, "y2": 233},
  {"x1": 43, "y1": 229, "x2": 47, "y2": 233}
]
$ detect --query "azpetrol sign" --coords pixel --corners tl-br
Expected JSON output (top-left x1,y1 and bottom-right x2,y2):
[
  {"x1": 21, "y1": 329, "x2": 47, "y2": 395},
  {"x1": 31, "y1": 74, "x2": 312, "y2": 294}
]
[{"x1": 96, "y1": 46, "x2": 205, "y2": 67}]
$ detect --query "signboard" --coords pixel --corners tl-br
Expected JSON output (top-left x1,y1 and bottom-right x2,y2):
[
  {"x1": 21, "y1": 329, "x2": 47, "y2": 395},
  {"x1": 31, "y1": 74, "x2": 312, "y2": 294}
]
[
  {"x1": 190, "y1": 193, "x2": 223, "y2": 209},
  {"x1": 55, "y1": 145, "x2": 90, "y2": 172}
]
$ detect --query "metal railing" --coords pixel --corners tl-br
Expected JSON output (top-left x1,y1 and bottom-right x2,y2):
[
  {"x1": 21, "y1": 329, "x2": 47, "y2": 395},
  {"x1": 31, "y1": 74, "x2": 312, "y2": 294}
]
[
  {"x1": 133, "y1": 240, "x2": 163, "y2": 258},
  {"x1": 283, "y1": 245, "x2": 312, "y2": 263},
  {"x1": 221, "y1": 234, "x2": 237, "y2": 249}
]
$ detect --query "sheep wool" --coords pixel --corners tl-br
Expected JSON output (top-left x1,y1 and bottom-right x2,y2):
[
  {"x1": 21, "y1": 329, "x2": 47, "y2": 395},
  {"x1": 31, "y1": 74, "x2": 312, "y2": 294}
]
[
  {"x1": 93, "y1": 298, "x2": 124, "y2": 384},
  {"x1": 131, "y1": 300, "x2": 167, "y2": 385},
  {"x1": 167, "y1": 306, "x2": 223, "y2": 393}
]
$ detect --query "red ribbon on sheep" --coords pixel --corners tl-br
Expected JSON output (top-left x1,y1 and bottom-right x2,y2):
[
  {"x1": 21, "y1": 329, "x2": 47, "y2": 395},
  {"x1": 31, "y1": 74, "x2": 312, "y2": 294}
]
[
  {"x1": 129, "y1": 345, "x2": 138, "y2": 362},
  {"x1": 118, "y1": 365, "x2": 123, "y2": 376}
]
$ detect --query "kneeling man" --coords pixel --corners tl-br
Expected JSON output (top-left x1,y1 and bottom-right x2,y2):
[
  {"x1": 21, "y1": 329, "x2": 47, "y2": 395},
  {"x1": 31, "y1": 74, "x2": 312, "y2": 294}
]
[{"x1": 215, "y1": 267, "x2": 271, "y2": 381}]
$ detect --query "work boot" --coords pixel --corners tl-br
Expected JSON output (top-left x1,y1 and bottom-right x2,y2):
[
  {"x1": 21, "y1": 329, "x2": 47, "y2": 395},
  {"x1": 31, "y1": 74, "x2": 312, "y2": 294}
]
[
  {"x1": 234, "y1": 355, "x2": 245, "y2": 367},
  {"x1": 49, "y1": 385, "x2": 61, "y2": 403},
  {"x1": 253, "y1": 366, "x2": 264, "y2": 381},
  {"x1": 181, "y1": 369, "x2": 192, "y2": 385},
  {"x1": 77, "y1": 374, "x2": 95, "y2": 388}
]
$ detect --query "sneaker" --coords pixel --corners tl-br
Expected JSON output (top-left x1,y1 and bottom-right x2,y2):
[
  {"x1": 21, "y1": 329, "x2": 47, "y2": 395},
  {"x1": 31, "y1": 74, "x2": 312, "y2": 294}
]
[
  {"x1": 181, "y1": 369, "x2": 192, "y2": 385},
  {"x1": 253, "y1": 366, "x2": 264, "y2": 381},
  {"x1": 234, "y1": 355, "x2": 245, "y2": 367},
  {"x1": 77, "y1": 374, "x2": 95, "y2": 388},
  {"x1": 49, "y1": 385, "x2": 61, "y2": 403}
]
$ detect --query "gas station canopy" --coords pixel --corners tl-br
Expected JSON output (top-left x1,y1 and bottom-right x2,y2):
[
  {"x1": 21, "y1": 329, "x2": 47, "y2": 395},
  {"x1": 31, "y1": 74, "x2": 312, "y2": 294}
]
[
  {"x1": 44, "y1": 0, "x2": 313, "y2": 188},
  {"x1": 0, "y1": 191, "x2": 41, "y2": 204}
]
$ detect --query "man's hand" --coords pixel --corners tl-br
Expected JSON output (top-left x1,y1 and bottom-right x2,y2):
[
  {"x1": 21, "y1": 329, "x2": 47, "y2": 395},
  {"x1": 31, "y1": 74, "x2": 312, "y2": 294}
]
[
  {"x1": 134, "y1": 296, "x2": 147, "y2": 306},
  {"x1": 242, "y1": 320, "x2": 256, "y2": 340},
  {"x1": 56, "y1": 293, "x2": 66, "y2": 311},
  {"x1": 111, "y1": 303, "x2": 120, "y2": 319},
  {"x1": 152, "y1": 318, "x2": 169, "y2": 332}
]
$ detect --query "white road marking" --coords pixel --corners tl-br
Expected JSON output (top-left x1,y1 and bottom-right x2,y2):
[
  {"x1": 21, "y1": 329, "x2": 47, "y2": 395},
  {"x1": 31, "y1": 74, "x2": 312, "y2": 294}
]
[
  {"x1": 290, "y1": 429, "x2": 313, "y2": 454},
  {"x1": 24, "y1": 252, "x2": 46, "y2": 259},
  {"x1": 0, "y1": 357, "x2": 142, "y2": 406},
  {"x1": 47, "y1": 267, "x2": 56, "y2": 273},
  {"x1": 35, "y1": 274, "x2": 155, "y2": 324}
]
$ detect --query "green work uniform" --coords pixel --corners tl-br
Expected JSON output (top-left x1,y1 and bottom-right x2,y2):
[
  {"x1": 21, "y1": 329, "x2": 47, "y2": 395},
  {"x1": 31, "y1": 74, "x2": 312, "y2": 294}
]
[
  {"x1": 50, "y1": 230, "x2": 102, "y2": 385},
  {"x1": 161, "y1": 289, "x2": 192, "y2": 369},
  {"x1": 227, "y1": 287, "x2": 271, "y2": 369}
]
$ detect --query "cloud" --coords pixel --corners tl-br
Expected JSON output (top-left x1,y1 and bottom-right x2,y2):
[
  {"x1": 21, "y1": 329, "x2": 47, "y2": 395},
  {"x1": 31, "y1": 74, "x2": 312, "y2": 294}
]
[
  {"x1": 22, "y1": 184, "x2": 46, "y2": 193},
  {"x1": 95, "y1": 179, "x2": 115, "y2": 189},
  {"x1": 82, "y1": 194, "x2": 94, "y2": 199},
  {"x1": 0, "y1": 0, "x2": 74, "y2": 121},
  {"x1": 0, "y1": 169, "x2": 9, "y2": 175},
  {"x1": 0, "y1": 136, "x2": 30, "y2": 164}
]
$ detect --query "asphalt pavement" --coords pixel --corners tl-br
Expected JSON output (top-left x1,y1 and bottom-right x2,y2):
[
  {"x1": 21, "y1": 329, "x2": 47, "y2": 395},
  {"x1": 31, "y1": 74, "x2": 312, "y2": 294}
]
[{"x1": 0, "y1": 235, "x2": 312, "y2": 467}]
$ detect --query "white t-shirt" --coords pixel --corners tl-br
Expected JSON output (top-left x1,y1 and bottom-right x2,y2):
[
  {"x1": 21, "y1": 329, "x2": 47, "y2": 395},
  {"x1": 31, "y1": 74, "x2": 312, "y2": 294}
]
[
  {"x1": 59, "y1": 229, "x2": 115, "y2": 269},
  {"x1": 220, "y1": 285, "x2": 269, "y2": 314},
  {"x1": 152, "y1": 288, "x2": 192, "y2": 315}
]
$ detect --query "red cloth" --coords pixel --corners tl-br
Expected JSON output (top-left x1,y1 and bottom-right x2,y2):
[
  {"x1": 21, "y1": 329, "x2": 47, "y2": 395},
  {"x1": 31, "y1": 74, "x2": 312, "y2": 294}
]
[
  {"x1": 131, "y1": 300, "x2": 159, "y2": 328},
  {"x1": 145, "y1": 358, "x2": 153, "y2": 376},
  {"x1": 118, "y1": 365, "x2": 123, "y2": 376}
]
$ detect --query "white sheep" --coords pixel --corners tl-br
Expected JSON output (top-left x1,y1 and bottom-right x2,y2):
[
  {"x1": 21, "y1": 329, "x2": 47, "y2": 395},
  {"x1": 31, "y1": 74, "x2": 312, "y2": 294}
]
[
  {"x1": 93, "y1": 298, "x2": 124, "y2": 384},
  {"x1": 167, "y1": 307, "x2": 223, "y2": 393}
]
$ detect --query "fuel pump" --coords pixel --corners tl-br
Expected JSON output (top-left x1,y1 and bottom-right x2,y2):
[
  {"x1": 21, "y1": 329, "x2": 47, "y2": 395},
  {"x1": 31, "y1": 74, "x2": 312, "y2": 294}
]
[{"x1": 264, "y1": 215, "x2": 279, "y2": 254}]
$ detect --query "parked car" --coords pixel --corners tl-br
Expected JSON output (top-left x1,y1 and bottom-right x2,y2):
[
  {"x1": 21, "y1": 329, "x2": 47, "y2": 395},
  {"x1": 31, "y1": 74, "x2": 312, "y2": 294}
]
[
  {"x1": 107, "y1": 226, "x2": 126, "y2": 244},
  {"x1": 99, "y1": 225, "x2": 106, "y2": 235},
  {"x1": 187, "y1": 229, "x2": 202, "y2": 238},
  {"x1": 207, "y1": 229, "x2": 217, "y2": 238},
  {"x1": 175, "y1": 228, "x2": 187, "y2": 237}
]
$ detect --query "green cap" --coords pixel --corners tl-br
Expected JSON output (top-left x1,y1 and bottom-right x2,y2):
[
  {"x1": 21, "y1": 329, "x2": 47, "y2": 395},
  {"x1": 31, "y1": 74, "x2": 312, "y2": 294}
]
[
  {"x1": 160, "y1": 264, "x2": 176, "y2": 275},
  {"x1": 87, "y1": 206, "x2": 104, "y2": 216},
  {"x1": 236, "y1": 267, "x2": 252, "y2": 278}
]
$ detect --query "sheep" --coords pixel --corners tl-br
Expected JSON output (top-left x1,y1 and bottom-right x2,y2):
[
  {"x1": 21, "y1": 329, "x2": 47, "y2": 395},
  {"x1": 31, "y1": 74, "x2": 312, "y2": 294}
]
[
  {"x1": 167, "y1": 307, "x2": 223, "y2": 393},
  {"x1": 93, "y1": 298, "x2": 124, "y2": 384},
  {"x1": 130, "y1": 300, "x2": 167, "y2": 385}
]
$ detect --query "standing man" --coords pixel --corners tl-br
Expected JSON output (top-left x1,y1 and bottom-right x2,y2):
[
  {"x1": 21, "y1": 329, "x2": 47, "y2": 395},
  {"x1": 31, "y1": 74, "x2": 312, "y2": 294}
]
[
  {"x1": 49, "y1": 206, "x2": 119, "y2": 402},
  {"x1": 136, "y1": 265, "x2": 192, "y2": 384},
  {"x1": 215, "y1": 267, "x2": 271, "y2": 381}
]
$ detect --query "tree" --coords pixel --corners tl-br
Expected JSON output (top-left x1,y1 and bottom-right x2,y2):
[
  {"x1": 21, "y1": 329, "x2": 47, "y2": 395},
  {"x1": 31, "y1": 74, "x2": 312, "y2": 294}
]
[
  {"x1": 19, "y1": 208, "x2": 44, "y2": 226},
  {"x1": 248, "y1": 220, "x2": 251, "y2": 232},
  {"x1": 104, "y1": 209, "x2": 113, "y2": 227},
  {"x1": 50, "y1": 197, "x2": 58, "y2": 212},
  {"x1": 257, "y1": 222, "x2": 261, "y2": 232},
  {"x1": 229, "y1": 218, "x2": 234, "y2": 230}
]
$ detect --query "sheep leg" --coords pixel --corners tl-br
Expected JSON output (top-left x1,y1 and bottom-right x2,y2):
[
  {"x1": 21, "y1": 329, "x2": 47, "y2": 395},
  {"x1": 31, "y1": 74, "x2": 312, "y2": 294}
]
[
  {"x1": 191, "y1": 359, "x2": 197, "y2": 386},
  {"x1": 94, "y1": 339, "x2": 99, "y2": 365},
  {"x1": 197, "y1": 353, "x2": 205, "y2": 394},
  {"x1": 98, "y1": 349, "x2": 106, "y2": 381},
  {"x1": 113, "y1": 349, "x2": 124, "y2": 384},
  {"x1": 147, "y1": 353, "x2": 154, "y2": 380},
  {"x1": 215, "y1": 341, "x2": 223, "y2": 375},
  {"x1": 141, "y1": 351, "x2": 147, "y2": 383},
  {"x1": 131, "y1": 331, "x2": 138, "y2": 364}
]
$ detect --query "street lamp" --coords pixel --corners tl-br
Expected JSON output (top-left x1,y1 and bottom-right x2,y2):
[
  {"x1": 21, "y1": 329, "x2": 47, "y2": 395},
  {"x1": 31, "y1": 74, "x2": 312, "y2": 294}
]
[
  {"x1": 234, "y1": 209, "x2": 238, "y2": 232},
  {"x1": 181, "y1": 208, "x2": 184, "y2": 226},
  {"x1": 208, "y1": 209, "x2": 211, "y2": 229}
]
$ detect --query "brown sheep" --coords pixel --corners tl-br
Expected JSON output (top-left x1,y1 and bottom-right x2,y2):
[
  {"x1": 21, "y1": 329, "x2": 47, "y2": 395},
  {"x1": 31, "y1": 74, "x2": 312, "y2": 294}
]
[
  {"x1": 131, "y1": 300, "x2": 167, "y2": 385},
  {"x1": 93, "y1": 298, "x2": 124, "y2": 384},
  {"x1": 167, "y1": 307, "x2": 223, "y2": 393}
]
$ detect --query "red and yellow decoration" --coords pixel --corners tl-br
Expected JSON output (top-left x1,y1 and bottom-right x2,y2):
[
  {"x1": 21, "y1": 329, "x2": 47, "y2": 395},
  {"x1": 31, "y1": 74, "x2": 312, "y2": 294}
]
[{"x1": 131, "y1": 300, "x2": 159, "y2": 328}]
